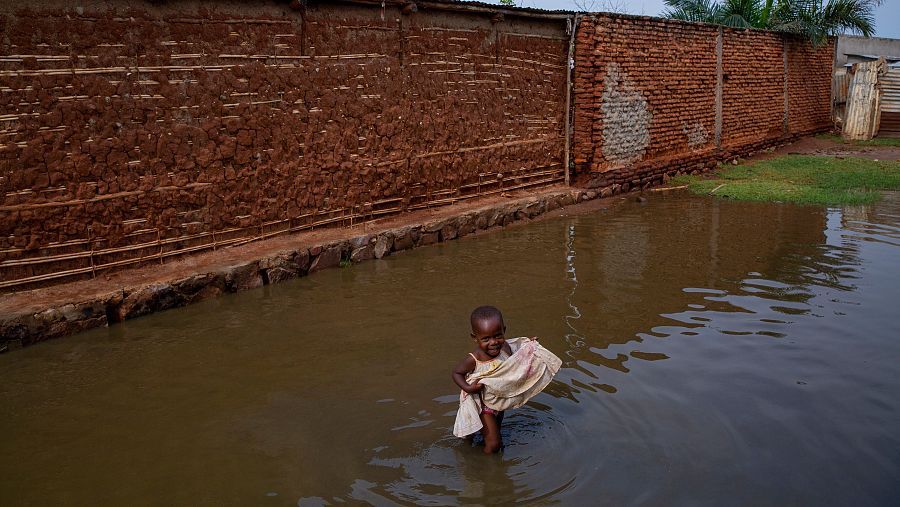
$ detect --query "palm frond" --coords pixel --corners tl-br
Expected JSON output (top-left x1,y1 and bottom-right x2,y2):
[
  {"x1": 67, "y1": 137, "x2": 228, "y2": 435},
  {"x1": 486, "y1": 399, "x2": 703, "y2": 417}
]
[
  {"x1": 661, "y1": 0, "x2": 881, "y2": 43},
  {"x1": 662, "y1": 0, "x2": 722, "y2": 23},
  {"x1": 720, "y1": 14, "x2": 754, "y2": 27},
  {"x1": 819, "y1": 0, "x2": 876, "y2": 36},
  {"x1": 720, "y1": 0, "x2": 764, "y2": 26}
]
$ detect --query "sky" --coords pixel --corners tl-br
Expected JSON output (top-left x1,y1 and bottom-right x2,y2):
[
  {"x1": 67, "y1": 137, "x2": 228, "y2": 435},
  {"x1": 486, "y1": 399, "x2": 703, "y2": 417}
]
[{"x1": 480, "y1": 0, "x2": 900, "y2": 40}]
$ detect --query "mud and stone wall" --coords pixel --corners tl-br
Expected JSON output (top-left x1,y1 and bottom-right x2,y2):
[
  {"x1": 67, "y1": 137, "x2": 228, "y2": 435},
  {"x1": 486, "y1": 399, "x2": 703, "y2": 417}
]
[
  {"x1": 0, "y1": 2, "x2": 837, "y2": 292},
  {"x1": 0, "y1": 0, "x2": 568, "y2": 289},
  {"x1": 573, "y1": 14, "x2": 835, "y2": 190}
]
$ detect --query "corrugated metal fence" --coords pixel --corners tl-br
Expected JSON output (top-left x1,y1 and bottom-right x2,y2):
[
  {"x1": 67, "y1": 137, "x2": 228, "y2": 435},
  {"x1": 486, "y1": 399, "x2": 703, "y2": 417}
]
[
  {"x1": 879, "y1": 69, "x2": 900, "y2": 137},
  {"x1": 833, "y1": 68, "x2": 850, "y2": 126},
  {"x1": 843, "y1": 60, "x2": 884, "y2": 141}
]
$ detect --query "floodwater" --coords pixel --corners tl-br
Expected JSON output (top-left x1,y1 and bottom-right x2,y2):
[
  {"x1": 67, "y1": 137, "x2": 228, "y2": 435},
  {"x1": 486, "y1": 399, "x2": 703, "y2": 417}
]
[{"x1": 2, "y1": 191, "x2": 899, "y2": 506}]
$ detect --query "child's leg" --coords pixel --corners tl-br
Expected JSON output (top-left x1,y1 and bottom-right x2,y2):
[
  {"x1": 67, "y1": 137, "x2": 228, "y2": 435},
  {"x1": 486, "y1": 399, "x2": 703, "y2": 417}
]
[{"x1": 479, "y1": 411, "x2": 502, "y2": 454}]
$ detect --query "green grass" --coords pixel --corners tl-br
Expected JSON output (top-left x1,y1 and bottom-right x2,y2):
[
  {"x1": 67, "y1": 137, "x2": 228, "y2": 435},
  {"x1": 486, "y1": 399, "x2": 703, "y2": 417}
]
[
  {"x1": 673, "y1": 155, "x2": 900, "y2": 206},
  {"x1": 815, "y1": 133, "x2": 900, "y2": 148}
]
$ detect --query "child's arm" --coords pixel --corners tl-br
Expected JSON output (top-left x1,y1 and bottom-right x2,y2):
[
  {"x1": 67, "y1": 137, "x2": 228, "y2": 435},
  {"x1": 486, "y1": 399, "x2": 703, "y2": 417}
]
[{"x1": 451, "y1": 355, "x2": 483, "y2": 394}]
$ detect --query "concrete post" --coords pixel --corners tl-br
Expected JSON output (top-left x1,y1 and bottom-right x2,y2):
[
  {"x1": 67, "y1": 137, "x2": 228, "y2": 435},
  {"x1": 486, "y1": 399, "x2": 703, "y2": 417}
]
[
  {"x1": 714, "y1": 27, "x2": 723, "y2": 148},
  {"x1": 783, "y1": 39, "x2": 790, "y2": 135}
]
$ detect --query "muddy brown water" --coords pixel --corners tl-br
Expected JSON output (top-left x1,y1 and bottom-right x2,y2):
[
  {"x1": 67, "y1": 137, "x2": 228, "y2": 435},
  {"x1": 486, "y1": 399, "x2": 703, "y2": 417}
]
[{"x1": 2, "y1": 191, "x2": 899, "y2": 506}]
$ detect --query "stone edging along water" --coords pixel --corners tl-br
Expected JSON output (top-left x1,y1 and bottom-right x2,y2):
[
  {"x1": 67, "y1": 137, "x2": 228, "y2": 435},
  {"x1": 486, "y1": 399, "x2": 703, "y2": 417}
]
[{"x1": 1, "y1": 187, "x2": 610, "y2": 352}]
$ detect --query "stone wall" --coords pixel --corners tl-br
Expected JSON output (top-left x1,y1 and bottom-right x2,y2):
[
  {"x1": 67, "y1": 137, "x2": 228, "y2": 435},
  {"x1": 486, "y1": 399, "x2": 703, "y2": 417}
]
[
  {"x1": 0, "y1": 0, "x2": 568, "y2": 289},
  {"x1": 573, "y1": 14, "x2": 835, "y2": 191}
]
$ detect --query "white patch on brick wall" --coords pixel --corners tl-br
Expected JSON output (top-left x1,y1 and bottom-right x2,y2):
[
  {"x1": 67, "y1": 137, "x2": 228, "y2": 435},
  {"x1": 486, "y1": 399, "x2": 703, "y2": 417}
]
[
  {"x1": 601, "y1": 63, "x2": 651, "y2": 166},
  {"x1": 683, "y1": 122, "x2": 708, "y2": 149}
]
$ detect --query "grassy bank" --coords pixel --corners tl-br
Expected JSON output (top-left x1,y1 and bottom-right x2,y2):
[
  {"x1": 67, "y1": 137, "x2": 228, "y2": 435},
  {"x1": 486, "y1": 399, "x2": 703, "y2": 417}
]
[{"x1": 673, "y1": 155, "x2": 900, "y2": 206}]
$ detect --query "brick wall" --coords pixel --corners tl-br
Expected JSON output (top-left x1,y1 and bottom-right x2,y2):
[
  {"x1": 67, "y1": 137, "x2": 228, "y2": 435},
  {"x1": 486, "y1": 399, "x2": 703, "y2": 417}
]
[
  {"x1": 721, "y1": 29, "x2": 785, "y2": 147},
  {"x1": 787, "y1": 38, "x2": 835, "y2": 134},
  {"x1": 573, "y1": 14, "x2": 834, "y2": 191},
  {"x1": 0, "y1": 1, "x2": 568, "y2": 289},
  {"x1": 573, "y1": 15, "x2": 718, "y2": 175}
]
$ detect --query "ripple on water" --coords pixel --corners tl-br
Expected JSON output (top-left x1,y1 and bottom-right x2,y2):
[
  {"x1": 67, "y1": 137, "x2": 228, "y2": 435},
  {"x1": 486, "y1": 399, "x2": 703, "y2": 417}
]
[{"x1": 355, "y1": 402, "x2": 578, "y2": 505}]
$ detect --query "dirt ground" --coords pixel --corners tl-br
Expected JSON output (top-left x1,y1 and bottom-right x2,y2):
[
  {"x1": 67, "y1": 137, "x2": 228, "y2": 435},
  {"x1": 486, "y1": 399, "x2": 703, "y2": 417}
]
[{"x1": 749, "y1": 135, "x2": 900, "y2": 162}]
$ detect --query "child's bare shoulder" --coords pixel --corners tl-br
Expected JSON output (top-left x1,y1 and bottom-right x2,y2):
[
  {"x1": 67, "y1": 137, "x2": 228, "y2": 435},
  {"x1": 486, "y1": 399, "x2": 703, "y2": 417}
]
[{"x1": 453, "y1": 352, "x2": 477, "y2": 373}]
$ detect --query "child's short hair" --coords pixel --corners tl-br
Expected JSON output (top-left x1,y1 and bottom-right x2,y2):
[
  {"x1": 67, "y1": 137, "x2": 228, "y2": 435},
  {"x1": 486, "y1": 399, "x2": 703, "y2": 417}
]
[{"x1": 471, "y1": 305, "x2": 503, "y2": 326}]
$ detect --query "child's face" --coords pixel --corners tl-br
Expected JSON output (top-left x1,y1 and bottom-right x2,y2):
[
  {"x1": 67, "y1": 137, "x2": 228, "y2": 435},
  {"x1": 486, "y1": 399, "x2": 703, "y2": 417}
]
[{"x1": 471, "y1": 316, "x2": 506, "y2": 358}]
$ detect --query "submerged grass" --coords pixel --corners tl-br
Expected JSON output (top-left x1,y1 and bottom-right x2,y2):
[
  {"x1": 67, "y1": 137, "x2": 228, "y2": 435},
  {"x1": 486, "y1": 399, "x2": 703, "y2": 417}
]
[
  {"x1": 673, "y1": 155, "x2": 900, "y2": 206},
  {"x1": 815, "y1": 133, "x2": 900, "y2": 148}
]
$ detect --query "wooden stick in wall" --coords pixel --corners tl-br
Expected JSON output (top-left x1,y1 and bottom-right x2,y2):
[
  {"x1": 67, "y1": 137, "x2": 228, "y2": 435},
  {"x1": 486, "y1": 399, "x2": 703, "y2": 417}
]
[
  {"x1": 88, "y1": 226, "x2": 96, "y2": 278},
  {"x1": 563, "y1": 14, "x2": 578, "y2": 187}
]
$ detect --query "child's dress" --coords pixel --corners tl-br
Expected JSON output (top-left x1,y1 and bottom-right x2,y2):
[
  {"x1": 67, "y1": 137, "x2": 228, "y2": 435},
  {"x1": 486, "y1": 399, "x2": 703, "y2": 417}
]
[
  {"x1": 453, "y1": 337, "x2": 562, "y2": 438},
  {"x1": 467, "y1": 347, "x2": 511, "y2": 415}
]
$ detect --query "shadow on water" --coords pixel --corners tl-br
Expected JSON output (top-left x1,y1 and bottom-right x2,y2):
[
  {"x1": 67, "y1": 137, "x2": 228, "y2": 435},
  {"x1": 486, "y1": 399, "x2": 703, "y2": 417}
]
[{"x1": 2, "y1": 192, "x2": 900, "y2": 505}]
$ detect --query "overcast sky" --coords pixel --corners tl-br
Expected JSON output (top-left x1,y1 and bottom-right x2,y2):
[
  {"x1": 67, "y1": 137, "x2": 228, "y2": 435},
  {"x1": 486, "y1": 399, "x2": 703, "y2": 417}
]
[{"x1": 482, "y1": 0, "x2": 900, "y2": 40}]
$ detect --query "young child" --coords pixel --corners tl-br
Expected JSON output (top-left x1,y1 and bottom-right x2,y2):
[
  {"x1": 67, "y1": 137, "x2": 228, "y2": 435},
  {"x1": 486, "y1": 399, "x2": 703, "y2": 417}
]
[{"x1": 452, "y1": 306, "x2": 561, "y2": 454}]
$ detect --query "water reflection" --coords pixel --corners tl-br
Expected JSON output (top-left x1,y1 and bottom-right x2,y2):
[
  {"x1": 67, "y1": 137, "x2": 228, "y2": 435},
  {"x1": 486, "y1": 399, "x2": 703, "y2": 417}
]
[
  {"x1": 564, "y1": 223, "x2": 584, "y2": 354},
  {"x1": 2, "y1": 192, "x2": 899, "y2": 505}
]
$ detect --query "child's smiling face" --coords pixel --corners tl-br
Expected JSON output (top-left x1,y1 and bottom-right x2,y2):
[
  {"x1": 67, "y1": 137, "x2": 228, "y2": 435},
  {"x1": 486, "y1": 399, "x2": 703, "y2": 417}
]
[{"x1": 471, "y1": 316, "x2": 506, "y2": 358}]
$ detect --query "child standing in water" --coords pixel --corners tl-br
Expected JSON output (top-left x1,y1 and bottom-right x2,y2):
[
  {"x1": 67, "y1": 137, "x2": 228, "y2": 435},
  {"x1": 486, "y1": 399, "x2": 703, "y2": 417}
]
[
  {"x1": 452, "y1": 305, "x2": 512, "y2": 453},
  {"x1": 452, "y1": 306, "x2": 561, "y2": 454}
]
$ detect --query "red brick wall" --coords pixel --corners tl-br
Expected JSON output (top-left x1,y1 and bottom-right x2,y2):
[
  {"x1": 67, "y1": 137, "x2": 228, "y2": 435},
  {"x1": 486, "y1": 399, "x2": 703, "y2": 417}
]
[
  {"x1": 573, "y1": 14, "x2": 834, "y2": 190},
  {"x1": 721, "y1": 29, "x2": 785, "y2": 147},
  {"x1": 787, "y1": 38, "x2": 835, "y2": 134},
  {"x1": 573, "y1": 15, "x2": 718, "y2": 175},
  {"x1": 572, "y1": 17, "x2": 594, "y2": 173},
  {"x1": 0, "y1": 1, "x2": 567, "y2": 288}
]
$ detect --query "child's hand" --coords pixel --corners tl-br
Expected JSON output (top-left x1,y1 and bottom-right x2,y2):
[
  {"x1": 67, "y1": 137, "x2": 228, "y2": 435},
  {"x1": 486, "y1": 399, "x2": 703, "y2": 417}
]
[{"x1": 465, "y1": 381, "x2": 484, "y2": 394}]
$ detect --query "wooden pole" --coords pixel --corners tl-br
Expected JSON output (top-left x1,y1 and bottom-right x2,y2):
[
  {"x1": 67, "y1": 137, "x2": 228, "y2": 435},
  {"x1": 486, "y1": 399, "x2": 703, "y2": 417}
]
[
  {"x1": 88, "y1": 227, "x2": 96, "y2": 278},
  {"x1": 563, "y1": 14, "x2": 578, "y2": 187}
]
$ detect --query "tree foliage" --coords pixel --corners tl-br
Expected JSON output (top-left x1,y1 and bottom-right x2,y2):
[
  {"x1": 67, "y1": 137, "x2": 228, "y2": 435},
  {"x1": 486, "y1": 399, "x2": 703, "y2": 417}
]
[{"x1": 662, "y1": 0, "x2": 882, "y2": 44}]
